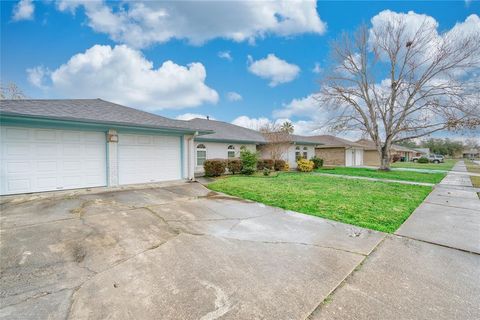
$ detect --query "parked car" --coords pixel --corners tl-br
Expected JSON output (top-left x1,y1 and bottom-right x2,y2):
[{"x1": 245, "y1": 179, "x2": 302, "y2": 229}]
[{"x1": 427, "y1": 154, "x2": 444, "y2": 163}]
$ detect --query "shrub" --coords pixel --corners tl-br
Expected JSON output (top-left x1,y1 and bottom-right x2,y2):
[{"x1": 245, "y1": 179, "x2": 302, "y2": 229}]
[
  {"x1": 227, "y1": 159, "x2": 242, "y2": 175},
  {"x1": 310, "y1": 156, "x2": 323, "y2": 169},
  {"x1": 257, "y1": 160, "x2": 265, "y2": 170},
  {"x1": 240, "y1": 148, "x2": 259, "y2": 175},
  {"x1": 284, "y1": 163, "x2": 290, "y2": 171},
  {"x1": 417, "y1": 157, "x2": 429, "y2": 164},
  {"x1": 263, "y1": 168, "x2": 271, "y2": 176},
  {"x1": 392, "y1": 154, "x2": 401, "y2": 163},
  {"x1": 297, "y1": 158, "x2": 314, "y2": 172},
  {"x1": 274, "y1": 159, "x2": 287, "y2": 171},
  {"x1": 263, "y1": 159, "x2": 275, "y2": 170},
  {"x1": 203, "y1": 159, "x2": 227, "y2": 177}
]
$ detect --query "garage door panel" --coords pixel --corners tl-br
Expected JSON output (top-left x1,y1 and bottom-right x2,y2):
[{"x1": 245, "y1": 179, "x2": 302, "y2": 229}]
[
  {"x1": 1, "y1": 126, "x2": 107, "y2": 195},
  {"x1": 35, "y1": 129, "x2": 57, "y2": 141},
  {"x1": 118, "y1": 133, "x2": 181, "y2": 185},
  {"x1": 5, "y1": 127, "x2": 30, "y2": 140}
]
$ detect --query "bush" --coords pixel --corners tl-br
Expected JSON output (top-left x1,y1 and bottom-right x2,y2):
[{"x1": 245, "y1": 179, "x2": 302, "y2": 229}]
[
  {"x1": 310, "y1": 156, "x2": 323, "y2": 169},
  {"x1": 240, "y1": 148, "x2": 259, "y2": 175},
  {"x1": 257, "y1": 160, "x2": 265, "y2": 170},
  {"x1": 203, "y1": 159, "x2": 227, "y2": 177},
  {"x1": 263, "y1": 168, "x2": 271, "y2": 176},
  {"x1": 284, "y1": 162, "x2": 290, "y2": 171},
  {"x1": 417, "y1": 157, "x2": 429, "y2": 164},
  {"x1": 263, "y1": 159, "x2": 275, "y2": 170},
  {"x1": 392, "y1": 154, "x2": 401, "y2": 163},
  {"x1": 274, "y1": 159, "x2": 287, "y2": 171},
  {"x1": 297, "y1": 158, "x2": 314, "y2": 172},
  {"x1": 227, "y1": 159, "x2": 242, "y2": 175}
]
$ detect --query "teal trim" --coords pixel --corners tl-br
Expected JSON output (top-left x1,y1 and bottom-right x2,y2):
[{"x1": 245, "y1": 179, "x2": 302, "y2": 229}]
[
  {"x1": 0, "y1": 115, "x2": 205, "y2": 135},
  {"x1": 180, "y1": 136, "x2": 185, "y2": 179}
]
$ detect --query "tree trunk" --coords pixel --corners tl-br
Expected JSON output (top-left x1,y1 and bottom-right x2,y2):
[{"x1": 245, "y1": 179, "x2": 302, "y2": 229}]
[{"x1": 379, "y1": 147, "x2": 391, "y2": 171}]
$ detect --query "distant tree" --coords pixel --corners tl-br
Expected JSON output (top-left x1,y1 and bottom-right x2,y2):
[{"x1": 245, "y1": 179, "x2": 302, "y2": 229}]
[
  {"x1": 0, "y1": 82, "x2": 26, "y2": 100},
  {"x1": 280, "y1": 121, "x2": 294, "y2": 134},
  {"x1": 420, "y1": 138, "x2": 463, "y2": 157},
  {"x1": 318, "y1": 15, "x2": 480, "y2": 170},
  {"x1": 396, "y1": 139, "x2": 418, "y2": 149}
]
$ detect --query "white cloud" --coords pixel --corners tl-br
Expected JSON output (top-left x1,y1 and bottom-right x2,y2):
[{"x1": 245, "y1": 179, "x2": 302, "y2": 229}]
[
  {"x1": 273, "y1": 94, "x2": 319, "y2": 118},
  {"x1": 218, "y1": 51, "x2": 233, "y2": 61},
  {"x1": 226, "y1": 91, "x2": 242, "y2": 102},
  {"x1": 26, "y1": 66, "x2": 49, "y2": 89},
  {"x1": 55, "y1": 0, "x2": 326, "y2": 48},
  {"x1": 12, "y1": 0, "x2": 34, "y2": 21},
  {"x1": 312, "y1": 62, "x2": 322, "y2": 74},
  {"x1": 231, "y1": 115, "x2": 328, "y2": 136},
  {"x1": 176, "y1": 113, "x2": 214, "y2": 121},
  {"x1": 247, "y1": 54, "x2": 300, "y2": 87},
  {"x1": 28, "y1": 44, "x2": 218, "y2": 110}
]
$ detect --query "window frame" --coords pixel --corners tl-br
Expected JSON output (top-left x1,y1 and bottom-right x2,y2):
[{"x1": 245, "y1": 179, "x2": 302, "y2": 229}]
[
  {"x1": 196, "y1": 144, "x2": 207, "y2": 166},
  {"x1": 227, "y1": 145, "x2": 236, "y2": 158}
]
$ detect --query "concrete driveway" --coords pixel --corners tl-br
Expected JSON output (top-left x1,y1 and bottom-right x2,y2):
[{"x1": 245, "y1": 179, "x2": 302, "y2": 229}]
[{"x1": 0, "y1": 182, "x2": 384, "y2": 320}]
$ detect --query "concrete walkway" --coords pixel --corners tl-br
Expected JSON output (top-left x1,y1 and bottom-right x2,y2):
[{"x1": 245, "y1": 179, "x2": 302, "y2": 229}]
[
  {"x1": 309, "y1": 161, "x2": 480, "y2": 319},
  {"x1": 313, "y1": 172, "x2": 435, "y2": 186}
]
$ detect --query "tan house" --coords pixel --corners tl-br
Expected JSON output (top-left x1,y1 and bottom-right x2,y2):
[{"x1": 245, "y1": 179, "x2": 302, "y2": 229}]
[
  {"x1": 301, "y1": 135, "x2": 365, "y2": 166},
  {"x1": 355, "y1": 139, "x2": 417, "y2": 165}
]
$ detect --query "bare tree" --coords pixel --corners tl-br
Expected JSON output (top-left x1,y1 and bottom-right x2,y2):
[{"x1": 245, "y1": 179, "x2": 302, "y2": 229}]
[
  {"x1": 319, "y1": 15, "x2": 480, "y2": 170},
  {"x1": 0, "y1": 82, "x2": 26, "y2": 100},
  {"x1": 259, "y1": 122, "x2": 291, "y2": 160}
]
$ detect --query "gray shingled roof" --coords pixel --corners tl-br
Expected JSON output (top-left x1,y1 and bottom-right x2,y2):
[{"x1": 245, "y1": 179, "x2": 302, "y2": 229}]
[
  {"x1": 300, "y1": 135, "x2": 364, "y2": 148},
  {"x1": 188, "y1": 118, "x2": 266, "y2": 143},
  {"x1": 0, "y1": 99, "x2": 211, "y2": 133}
]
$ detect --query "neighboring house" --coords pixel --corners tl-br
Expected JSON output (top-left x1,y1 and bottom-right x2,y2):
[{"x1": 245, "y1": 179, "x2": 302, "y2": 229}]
[
  {"x1": 300, "y1": 135, "x2": 364, "y2": 167},
  {"x1": 355, "y1": 139, "x2": 417, "y2": 165},
  {"x1": 413, "y1": 148, "x2": 430, "y2": 157},
  {"x1": 463, "y1": 149, "x2": 479, "y2": 159},
  {"x1": 187, "y1": 118, "x2": 264, "y2": 174},
  {"x1": 0, "y1": 99, "x2": 212, "y2": 195}
]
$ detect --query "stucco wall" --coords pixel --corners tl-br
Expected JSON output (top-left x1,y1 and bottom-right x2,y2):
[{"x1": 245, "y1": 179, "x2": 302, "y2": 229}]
[
  {"x1": 363, "y1": 150, "x2": 380, "y2": 166},
  {"x1": 194, "y1": 141, "x2": 256, "y2": 172},
  {"x1": 315, "y1": 147, "x2": 346, "y2": 166}
]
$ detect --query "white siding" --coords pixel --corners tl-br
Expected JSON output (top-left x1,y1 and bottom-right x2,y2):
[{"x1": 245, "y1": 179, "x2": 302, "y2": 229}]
[
  {"x1": 259, "y1": 144, "x2": 314, "y2": 169},
  {"x1": 194, "y1": 141, "x2": 256, "y2": 173}
]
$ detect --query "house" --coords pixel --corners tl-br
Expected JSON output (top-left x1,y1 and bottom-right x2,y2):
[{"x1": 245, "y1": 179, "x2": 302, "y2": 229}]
[
  {"x1": 463, "y1": 149, "x2": 479, "y2": 159},
  {"x1": 187, "y1": 118, "x2": 264, "y2": 174},
  {"x1": 298, "y1": 135, "x2": 365, "y2": 167},
  {"x1": 355, "y1": 139, "x2": 417, "y2": 165},
  {"x1": 0, "y1": 99, "x2": 213, "y2": 195},
  {"x1": 188, "y1": 118, "x2": 319, "y2": 172},
  {"x1": 413, "y1": 148, "x2": 430, "y2": 157}
]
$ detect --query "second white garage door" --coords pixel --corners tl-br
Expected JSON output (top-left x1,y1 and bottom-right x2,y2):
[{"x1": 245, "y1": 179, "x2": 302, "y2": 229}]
[{"x1": 118, "y1": 133, "x2": 181, "y2": 185}]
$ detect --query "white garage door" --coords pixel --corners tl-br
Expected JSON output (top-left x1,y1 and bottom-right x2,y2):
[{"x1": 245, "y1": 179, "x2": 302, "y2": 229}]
[
  {"x1": 118, "y1": 133, "x2": 181, "y2": 185},
  {"x1": 0, "y1": 126, "x2": 107, "y2": 195}
]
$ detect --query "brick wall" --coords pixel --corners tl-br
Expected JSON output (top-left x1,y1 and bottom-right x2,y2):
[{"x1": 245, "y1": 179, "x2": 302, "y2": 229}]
[
  {"x1": 363, "y1": 150, "x2": 380, "y2": 166},
  {"x1": 315, "y1": 147, "x2": 345, "y2": 166}
]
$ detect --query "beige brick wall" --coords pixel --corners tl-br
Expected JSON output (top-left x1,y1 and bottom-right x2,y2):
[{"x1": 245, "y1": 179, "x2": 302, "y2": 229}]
[
  {"x1": 364, "y1": 150, "x2": 380, "y2": 166},
  {"x1": 315, "y1": 147, "x2": 345, "y2": 166}
]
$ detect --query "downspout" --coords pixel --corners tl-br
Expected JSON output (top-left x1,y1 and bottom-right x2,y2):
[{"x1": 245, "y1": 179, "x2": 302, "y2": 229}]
[{"x1": 186, "y1": 131, "x2": 198, "y2": 181}]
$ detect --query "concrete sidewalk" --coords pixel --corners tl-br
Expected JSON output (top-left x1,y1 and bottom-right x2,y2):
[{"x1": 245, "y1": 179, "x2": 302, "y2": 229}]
[{"x1": 309, "y1": 161, "x2": 480, "y2": 320}]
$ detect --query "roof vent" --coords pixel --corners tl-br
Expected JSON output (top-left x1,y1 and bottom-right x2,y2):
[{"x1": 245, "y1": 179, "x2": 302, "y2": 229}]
[{"x1": 206, "y1": 116, "x2": 210, "y2": 120}]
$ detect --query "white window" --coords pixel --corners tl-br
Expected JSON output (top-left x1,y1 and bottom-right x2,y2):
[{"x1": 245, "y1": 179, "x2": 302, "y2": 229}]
[
  {"x1": 227, "y1": 145, "x2": 235, "y2": 158},
  {"x1": 196, "y1": 144, "x2": 207, "y2": 166},
  {"x1": 295, "y1": 146, "x2": 301, "y2": 160},
  {"x1": 303, "y1": 147, "x2": 308, "y2": 159}
]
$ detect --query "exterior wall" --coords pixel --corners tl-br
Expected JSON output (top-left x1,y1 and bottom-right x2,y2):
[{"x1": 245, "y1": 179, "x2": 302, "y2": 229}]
[
  {"x1": 286, "y1": 144, "x2": 314, "y2": 169},
  {"x1": 194, "y1": 141, "x2": 256, "y2": 173},
  {"x1": 363, "y1": 150, "x2": 381, "y2": 166},
  {"x1": 315, "y1": 147, "x2": 346, "y2": 166}
]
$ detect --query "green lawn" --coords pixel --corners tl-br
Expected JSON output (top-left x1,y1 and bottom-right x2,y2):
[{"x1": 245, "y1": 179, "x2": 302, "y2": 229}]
[
  {"x1": 465, "y1": 160, "x2": 480, "y2": 188},
  {"x1": 208, "y1": 173, "x2": 432, "y2": 233},
  {"x1": 317, "y1": 167, "x2": 445, "y2": 184},
  {"x1": 391, "y1": 159, "x2": 457, "y2": 171}
]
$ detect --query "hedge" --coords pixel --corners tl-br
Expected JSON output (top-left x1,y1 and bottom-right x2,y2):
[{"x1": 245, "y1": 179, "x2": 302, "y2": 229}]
[{"x1": 203, "y1": 159, "x2": 227, "y2": 176}]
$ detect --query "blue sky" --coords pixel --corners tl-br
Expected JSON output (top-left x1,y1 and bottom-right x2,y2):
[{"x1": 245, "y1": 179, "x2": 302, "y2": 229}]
[{"x1": 1, "y1": 0, "x2": 479, "y2": 139}]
